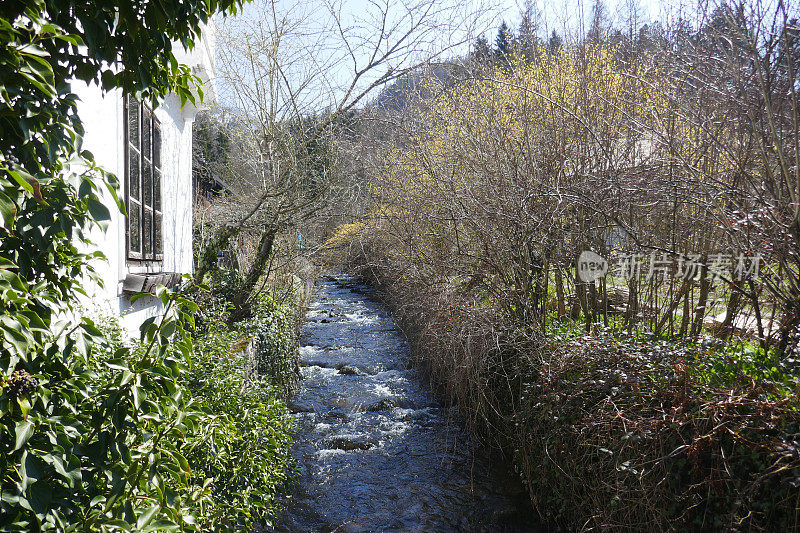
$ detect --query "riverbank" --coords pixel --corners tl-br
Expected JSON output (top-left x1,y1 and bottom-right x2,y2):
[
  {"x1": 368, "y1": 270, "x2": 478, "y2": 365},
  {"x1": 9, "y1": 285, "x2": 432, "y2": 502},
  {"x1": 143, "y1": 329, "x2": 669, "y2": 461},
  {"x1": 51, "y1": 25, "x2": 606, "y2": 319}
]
[
  {"x1": 343, "y1": 262, "x2": 800, "y2": 531},
  {"x1": 186, "y1": 269, "x2": 304, "y2": 527}
]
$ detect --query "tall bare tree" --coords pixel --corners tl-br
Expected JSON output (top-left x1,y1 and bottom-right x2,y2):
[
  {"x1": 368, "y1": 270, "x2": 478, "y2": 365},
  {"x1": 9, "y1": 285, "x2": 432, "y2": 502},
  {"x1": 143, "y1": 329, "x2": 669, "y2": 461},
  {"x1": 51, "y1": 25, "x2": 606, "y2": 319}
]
[{"x1": 195, "y1": 0, "x2": 484, "y2": 320}]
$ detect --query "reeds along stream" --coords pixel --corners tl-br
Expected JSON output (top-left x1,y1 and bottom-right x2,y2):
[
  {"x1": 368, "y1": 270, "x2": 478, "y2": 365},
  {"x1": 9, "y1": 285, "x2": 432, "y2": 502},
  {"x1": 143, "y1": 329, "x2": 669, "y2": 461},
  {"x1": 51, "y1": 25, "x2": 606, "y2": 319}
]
[{"x1": 271, "y1": 276, "x2": 537, "y2": 532}]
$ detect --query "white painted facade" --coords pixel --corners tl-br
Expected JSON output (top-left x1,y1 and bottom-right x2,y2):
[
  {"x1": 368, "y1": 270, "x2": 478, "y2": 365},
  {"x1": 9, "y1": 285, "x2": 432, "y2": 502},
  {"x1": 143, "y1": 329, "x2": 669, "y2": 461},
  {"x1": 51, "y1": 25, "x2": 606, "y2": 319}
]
[{"x1": 75, "y1": 23, "x2": 216, "y2": 336}]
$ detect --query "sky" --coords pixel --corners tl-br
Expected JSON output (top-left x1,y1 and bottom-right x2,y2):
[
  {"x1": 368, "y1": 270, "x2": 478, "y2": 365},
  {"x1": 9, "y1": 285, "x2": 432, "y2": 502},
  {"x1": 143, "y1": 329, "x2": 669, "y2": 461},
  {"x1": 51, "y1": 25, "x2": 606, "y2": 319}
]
[
  {"x1": 213, "y1": 0, "x2": 688, "y2": 113},
  {"x1": 456, "y1": 0, "x2": 666, "y2": 42}
]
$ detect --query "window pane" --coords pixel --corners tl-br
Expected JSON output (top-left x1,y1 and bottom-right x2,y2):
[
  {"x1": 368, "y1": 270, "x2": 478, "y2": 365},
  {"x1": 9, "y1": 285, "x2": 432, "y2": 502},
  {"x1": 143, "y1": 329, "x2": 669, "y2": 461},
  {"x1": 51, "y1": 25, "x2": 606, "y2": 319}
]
[
  {"x1": 154, "y1": 169, "x2": 161, "y2": 211},
  {"x1": 143, "y1": 109, "x2": 152, "y2": 161},
  {"x1": 127, "y1": 96, "x2": 139, "y2": 148},
  {"x1": 154, "y1": 212, "x2": 162, "y2": 256},
  {"x1": 143, "y1": 159, "x2": 152, "y2": 208},
  {"x1": 128, "y1": 145, "x2": 140, "y2": 200},
  {"x1": 153, "y1": 124, "x2": 161, "y2": 169},
  {"x1": 143, "y1": 208, "x2": 152, "y2": 259},
  {"x1": 125, "y1": 97, "x2": 162, "y2": 264},
  {"x1": 129, "y1": 202, "x2": 141, "y2": 256}
]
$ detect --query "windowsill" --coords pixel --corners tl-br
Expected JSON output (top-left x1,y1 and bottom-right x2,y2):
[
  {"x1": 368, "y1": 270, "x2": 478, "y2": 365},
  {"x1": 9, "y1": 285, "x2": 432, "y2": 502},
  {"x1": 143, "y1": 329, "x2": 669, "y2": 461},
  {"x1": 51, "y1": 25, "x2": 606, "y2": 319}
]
[
  {"x1": 122, "y1": 271, "x2": 182, "y2": 295},
  {"x1": 125, "y1": 260, "x2": 165, "y2": 275}
]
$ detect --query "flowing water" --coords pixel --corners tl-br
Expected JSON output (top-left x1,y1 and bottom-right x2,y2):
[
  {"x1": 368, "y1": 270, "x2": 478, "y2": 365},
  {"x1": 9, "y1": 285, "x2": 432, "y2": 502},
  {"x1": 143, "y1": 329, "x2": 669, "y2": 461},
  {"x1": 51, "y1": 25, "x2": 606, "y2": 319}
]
[{"x1": 272, "y1": 276, "x2": 537, "y2": 532}]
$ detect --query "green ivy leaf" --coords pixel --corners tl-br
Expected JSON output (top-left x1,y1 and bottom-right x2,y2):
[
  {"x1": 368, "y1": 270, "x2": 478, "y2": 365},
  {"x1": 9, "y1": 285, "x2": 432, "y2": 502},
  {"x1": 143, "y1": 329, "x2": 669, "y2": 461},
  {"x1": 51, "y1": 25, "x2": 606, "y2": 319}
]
[
  {"x1": 136, "y1": 504, "x2": 161, "y2": 530},
  {"x1": 87, "y1": 197, "x2": 111, "y2": 222},
  {"x1": 0, "y1": 190, "x2": 17, "y2": 228},
  {"x1": 144, "y1": 519, "x2": 180, "y2": 531},
  {"x1": 7, "y1": 169, "x2": 35, "y2": 195},
  {"x1": 15, "y1": 420, "x2": 35, "y2": 451}
]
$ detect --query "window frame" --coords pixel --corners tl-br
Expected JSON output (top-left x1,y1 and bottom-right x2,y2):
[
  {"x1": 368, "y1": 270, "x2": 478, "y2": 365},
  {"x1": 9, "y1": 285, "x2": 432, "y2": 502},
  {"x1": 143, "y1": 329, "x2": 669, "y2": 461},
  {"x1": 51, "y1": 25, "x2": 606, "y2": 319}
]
[{"x1": 124, "y1": 95, "x2": 163, "y2": 264}]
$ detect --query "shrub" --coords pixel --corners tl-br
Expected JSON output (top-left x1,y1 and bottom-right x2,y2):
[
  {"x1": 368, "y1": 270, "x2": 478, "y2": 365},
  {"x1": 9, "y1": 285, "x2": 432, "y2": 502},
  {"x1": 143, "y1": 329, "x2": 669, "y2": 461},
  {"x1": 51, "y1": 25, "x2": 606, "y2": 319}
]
[
  {"x1": 196, "y1": 269, "x2": 302, "y2": 397},
  {"x1": 514, "y1": 335, "x2": 800, "y2": 531},
  {"x1": 336, "y1": 241, "x2": 800, "y2": 531},
  {"x1": 183, "y1": 325, "x2": 295, "y2": 529},
  {"x1": 161, "y1": 268, "x2": 302, "y2": 528},
  {"x1": 1, "y1": 286, "x2": 217, "y2": 530},
  {"x1": 240, "y1": 294, "x2": 302, "y2": 398}
]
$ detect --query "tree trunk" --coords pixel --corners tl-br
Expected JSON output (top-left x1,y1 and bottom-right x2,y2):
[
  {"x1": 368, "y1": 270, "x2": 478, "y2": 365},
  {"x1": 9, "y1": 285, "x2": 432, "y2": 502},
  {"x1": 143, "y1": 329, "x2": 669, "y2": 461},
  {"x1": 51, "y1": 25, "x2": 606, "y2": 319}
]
[
  {"x1": 625, "y1": 276, "x2": 638, "y2": 335},
  {"x1": 588, "y1": 281, "x2": 597, "y2": 332},
  {"x1": 777, "y1": 303, "x2": 800, "y2": 359},
  {"x1": 554, "y1": 266, "x2": 566, "y2": 319},
  {"x1": 229, "y1": 226, "x2": 278, "y2": 324},
  {"x1": 540, "y1": 261, "x2": 549, "y2": 332},
  {"x1": 655, "y1": 279, "x2": 691, "y2": 337},
  {"x1": 679, "y1": 288, "x2": 691, "y2": 337},
  {"x1": 718, "y1": 285, "x2": 742, "y2": 340},
  {"x1": 691, "y1": 263, "x2": 710, "y2": 337},
  {"x1": 749, "y1": 280, "x2": 767, "y2": 352},
  {"x1": 576, "y1": 271, "x2": 590, "y2": 333}
]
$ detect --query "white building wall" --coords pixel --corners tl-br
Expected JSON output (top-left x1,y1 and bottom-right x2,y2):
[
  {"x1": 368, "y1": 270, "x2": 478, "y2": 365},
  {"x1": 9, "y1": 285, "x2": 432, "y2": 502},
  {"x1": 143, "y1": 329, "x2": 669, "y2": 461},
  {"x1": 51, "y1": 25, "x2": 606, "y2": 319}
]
[
  {"x1": 74, "y1": 88, "x2": 199, "y2": 337},
  {"x1": 73, "y1": 25, "x2": 215, "y2": 337},
  {"x1": 158, "y1": 95, "x2": 196, "y2": 277}
]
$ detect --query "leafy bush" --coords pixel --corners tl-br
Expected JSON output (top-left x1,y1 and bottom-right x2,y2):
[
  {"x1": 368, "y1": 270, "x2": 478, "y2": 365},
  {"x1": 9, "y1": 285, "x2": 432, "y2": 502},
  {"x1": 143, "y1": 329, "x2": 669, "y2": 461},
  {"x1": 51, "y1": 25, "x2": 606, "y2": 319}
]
[
  {"x1": 240, "y1": 295, "x2": 302, "y2": 398},
  {"x1": 183, "y1": 325, "x2": 295, "y2": 529},
  {"x1": 1, "y1": 286, "x2": 218, "y2": 531},
  {"x1": 196, "y1": 269, "x2": 302, "y2": 397},
  {"x1": 1, "y1": 281, "x2": 298, "y2": 532},
  {"x1": 514, "y1": 334, "x2": 800, "y2": 531},
  {"x1": 170, "y1": 269, "x2": 301, "y2": 529}
]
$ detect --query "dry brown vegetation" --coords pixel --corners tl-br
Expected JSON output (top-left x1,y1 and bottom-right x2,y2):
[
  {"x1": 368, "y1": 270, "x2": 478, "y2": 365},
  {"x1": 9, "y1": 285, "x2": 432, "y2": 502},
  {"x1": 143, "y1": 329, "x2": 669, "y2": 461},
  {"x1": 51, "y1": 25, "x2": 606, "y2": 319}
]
[{"x1": 323, "y1": 0, "x2": 800, "y2": 529}]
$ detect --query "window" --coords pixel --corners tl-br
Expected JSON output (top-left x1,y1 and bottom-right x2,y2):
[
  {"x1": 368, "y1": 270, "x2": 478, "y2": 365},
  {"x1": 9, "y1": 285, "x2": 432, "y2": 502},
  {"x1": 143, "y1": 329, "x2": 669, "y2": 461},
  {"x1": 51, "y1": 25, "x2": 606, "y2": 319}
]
[{"x1": 124, "y1": 94, "x2": 162, "y2": 262}]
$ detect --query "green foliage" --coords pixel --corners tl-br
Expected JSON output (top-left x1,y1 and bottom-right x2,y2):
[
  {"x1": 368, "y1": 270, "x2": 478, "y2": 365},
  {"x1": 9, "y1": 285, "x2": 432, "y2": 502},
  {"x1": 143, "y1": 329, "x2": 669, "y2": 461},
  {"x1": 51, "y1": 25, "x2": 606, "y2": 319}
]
[
  {"x1": 242, "y1": 293, "x2": 301, "y2": 397},
  {"x1": 184, "y1": 326, "x2": 295, "y2": 529},
  {"x1": 0, "y1": 285, "x2": 216, "y2": 531},
  {"x1": 494, "y1": 21, "x2": 513, "y2": 59},
  {"x1": 680, "y1": 339, "x2": 793, "y2": 397},
  {"x1": 197, "y1": 269, "x2": 301, "y2": 397},
  {"x1": 0, "y1": 0, "x2": 253, "y2": 530},
  {"x1": 174, "y1": 270, "x2": 300, "y2": 528},
  {"x1": 546, "y1": 317, "x2": 796, "y2": 398},
  {"x1": 514, "y1": 333, "x2": 800, "y2": 530}
]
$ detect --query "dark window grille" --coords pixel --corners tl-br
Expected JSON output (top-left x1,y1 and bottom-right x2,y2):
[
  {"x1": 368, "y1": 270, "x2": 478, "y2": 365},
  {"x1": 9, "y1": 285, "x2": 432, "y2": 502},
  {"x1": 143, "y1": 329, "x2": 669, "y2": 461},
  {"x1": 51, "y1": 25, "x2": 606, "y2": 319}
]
[{"x1": 124, "y1": 95, "x2": 163, "y2": 261}]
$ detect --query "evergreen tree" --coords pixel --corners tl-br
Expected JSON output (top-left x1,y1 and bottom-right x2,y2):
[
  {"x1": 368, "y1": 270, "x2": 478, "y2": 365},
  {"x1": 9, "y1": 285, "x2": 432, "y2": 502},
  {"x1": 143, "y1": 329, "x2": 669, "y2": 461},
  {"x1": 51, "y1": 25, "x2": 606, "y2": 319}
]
[
  {"x1": 673, "y1": 17, "x2": 695, "y2": 55},
  {"x1": 698, "y1": 3, "x2": 749, "y2": 60},
  {"x1": 586, "y1": 0, "x2": 609, "y2": 44},
  {"x1": 547, "y1": 30, "x2": 563, "y2": 54},
  {"x1": 495, "y1": 21, "x2": 513, "y2": 61},
  {"x1": 517, "y1": 0, "x2": 540, "y2": 59},
  {"x1": 473, "y1": 34, "x2": 492, "y2": 63}
]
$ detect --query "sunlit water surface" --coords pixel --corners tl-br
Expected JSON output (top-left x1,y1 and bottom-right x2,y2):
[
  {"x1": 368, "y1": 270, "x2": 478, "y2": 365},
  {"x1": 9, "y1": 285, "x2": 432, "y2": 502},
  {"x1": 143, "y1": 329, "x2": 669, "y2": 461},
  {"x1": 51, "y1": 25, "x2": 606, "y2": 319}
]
[{"x1": 271, "y1": 276, "x2": 537, "y2": 532}]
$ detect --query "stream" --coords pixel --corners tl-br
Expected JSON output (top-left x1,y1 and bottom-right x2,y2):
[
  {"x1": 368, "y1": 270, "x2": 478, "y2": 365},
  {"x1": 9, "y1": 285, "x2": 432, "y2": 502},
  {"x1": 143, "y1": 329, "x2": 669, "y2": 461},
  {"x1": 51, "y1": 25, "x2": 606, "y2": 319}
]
[{"x1": 272, "y1": 276, "x2": 537, "y2": 532}]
